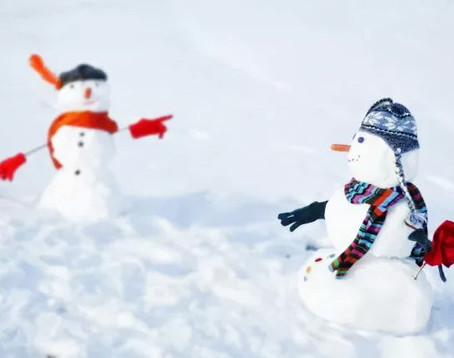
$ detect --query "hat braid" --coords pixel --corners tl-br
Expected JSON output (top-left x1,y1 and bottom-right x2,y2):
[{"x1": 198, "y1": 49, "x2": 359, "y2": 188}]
[{"x1": 394, "y1": 149, "x2": 427, "y2": 230}]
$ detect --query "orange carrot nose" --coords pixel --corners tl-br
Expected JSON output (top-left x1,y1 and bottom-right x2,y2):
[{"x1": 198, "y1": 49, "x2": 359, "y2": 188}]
[
  {"x1": 331, "y1": 144, "x2": 351, "y2": 152},
  {"x1": 84, "y1": 87, "x2": 92, "y2": 99}
]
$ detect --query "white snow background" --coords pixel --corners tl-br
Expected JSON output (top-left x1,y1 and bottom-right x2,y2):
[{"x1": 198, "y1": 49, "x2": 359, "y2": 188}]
[{"x1": 1, "y1": 0, "x2": 454, "y2": 357}]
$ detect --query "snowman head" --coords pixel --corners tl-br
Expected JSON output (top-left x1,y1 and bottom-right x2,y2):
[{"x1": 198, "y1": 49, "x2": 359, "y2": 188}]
[
  {"x1": 333, "y1": 98, "x2": 426, "y2": 228},
  {"x1": 333, "y1": 98, "x2": 420, "y2": 188},
  {"x1": 57, "y1": 64, "x2": 110, "y2": 112},
  {"x1": 28, "y1": 55, "x2": 110, "y2": 113},
  {"x1": 346, "y1": 130, "x2": 418, "y2": 188}
]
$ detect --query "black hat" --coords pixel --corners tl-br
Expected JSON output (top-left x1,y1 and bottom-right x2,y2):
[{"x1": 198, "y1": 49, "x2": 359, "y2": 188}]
[{"x1": 59, "y1": 64, "x2": 107, "y2": 87}]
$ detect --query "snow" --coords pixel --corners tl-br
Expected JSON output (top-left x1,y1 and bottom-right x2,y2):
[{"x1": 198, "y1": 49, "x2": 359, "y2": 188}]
[{"x1": 1, "y1": 0, "x2": 454, "y2": 357}]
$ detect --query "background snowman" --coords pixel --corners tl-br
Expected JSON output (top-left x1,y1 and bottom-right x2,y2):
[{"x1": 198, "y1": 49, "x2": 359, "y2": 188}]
[
  {"x1": 278, "y1": 98, "x2": 439, "y2": 334},
  {"x1": 0, "y1": 54, "x2": 172, "y2": 221}
]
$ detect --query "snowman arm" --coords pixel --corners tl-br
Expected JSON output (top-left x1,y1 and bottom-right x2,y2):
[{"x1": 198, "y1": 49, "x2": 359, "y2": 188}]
[
  {"x1": 0, "y1": 144, "x2": 48, "y2": 181},
  {"x1": 278, "y1": 201, "x2": 328, "y2": 232},
  {"x1": 125, "y1": 115, "x2": 173, "y2": 139},
  {"x1": 25, "y1": 144, "x2": 48, "y2": 156},
  {"x1": 0, "y1": 153, "x2": 27, "y2": 181}
]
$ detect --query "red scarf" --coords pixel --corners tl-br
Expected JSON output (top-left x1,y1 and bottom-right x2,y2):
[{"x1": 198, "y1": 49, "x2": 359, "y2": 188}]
[{"x1": 48, "y1": 111, "x2": 118, "y2": 169}]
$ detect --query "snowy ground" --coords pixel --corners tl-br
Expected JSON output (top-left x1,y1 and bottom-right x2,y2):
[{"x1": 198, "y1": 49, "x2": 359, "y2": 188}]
[{"x1": 1, "y1": 0, "x2": 454, "y2": 357}]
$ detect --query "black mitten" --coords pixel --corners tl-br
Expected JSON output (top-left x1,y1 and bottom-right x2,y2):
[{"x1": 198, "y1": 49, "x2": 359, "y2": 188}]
[
  {"x1": 278, "y1": 201, "x2": 328, "y2": 232},
  {"x1": 408, "y1": 229, "x2": 432, "y2": 252}
]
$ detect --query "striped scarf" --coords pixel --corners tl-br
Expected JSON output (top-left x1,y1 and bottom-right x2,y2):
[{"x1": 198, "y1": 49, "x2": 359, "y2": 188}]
[{"x1": 330, "y1": 178, "x2": 427, "y2": 278}]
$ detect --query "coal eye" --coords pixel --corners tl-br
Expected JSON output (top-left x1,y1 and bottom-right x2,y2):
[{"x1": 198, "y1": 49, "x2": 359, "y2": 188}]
[
  {"x1": 358, "y1": 136, "x2": 364, "y2": 143},
  {"x1": 69, "y1": 84, "x2": 75, "y2": 89}
]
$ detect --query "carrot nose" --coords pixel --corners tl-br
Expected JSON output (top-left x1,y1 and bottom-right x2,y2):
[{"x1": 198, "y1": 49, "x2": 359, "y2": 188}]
[
  {"x1": 84, "y1": 87, "x2": 92, "y2": 99},
  {"x1": 331, "y1": 144, "x2": 351, "y2": 152}
]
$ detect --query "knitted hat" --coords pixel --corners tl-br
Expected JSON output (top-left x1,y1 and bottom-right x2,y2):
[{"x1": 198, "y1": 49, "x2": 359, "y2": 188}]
[
  {"x1": 361, "y1": 98, "x2": 426, "y2": 230},
  {"x1": 360, "y1": 98, "x2": 419, "y2": 154},
  {"x1": 29, "y1": 54, "x2": 107, "y2": 89},
  {"x1": 60, "y1": 64, "x2": 107, "y2": 87}
]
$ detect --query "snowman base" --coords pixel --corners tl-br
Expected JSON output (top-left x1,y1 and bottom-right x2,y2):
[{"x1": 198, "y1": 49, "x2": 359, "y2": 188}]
[
  {"x1": 299, "y1": 249, "x2": 433, "y2": 335},
  {"x1": 39, "y1": 168, "x2": 120, "y2": 222}
]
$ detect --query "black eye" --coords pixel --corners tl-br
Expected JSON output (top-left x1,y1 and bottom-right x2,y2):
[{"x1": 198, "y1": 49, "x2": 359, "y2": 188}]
[
  {"x1": 69, "y1": 84, "x2": 75, "y2": 89},
  {"x1": 358, "y1": 136, "x2": 364, "y2": 143}
]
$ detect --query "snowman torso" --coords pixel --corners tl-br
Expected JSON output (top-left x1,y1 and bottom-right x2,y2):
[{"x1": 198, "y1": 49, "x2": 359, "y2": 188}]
[
  {"x1": 323, "y1": 130, "x2": 420, "y2": 258},
  {"x1": 325, "y1": 187, "x2": 414, "y2": 258},
  {"x1": 39, "y1": 124, "x2": 120, "y2": 221},
  {"x1": 52, "y1": 125, "x2": 116, "y2": 170}
]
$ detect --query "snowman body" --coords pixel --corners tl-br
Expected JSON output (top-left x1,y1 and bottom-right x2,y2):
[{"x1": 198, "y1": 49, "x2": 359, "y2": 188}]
[
  {"x1": 299, "y1": 249, "x2": 432, "y2": 334},
  {"x1": 298, "y1": 130, "x2": 433, "y2": 334},
  {"x1": 39, "y1": 126, "x2": 120, "y2": 221},
  {"x1": 325, "y1": 189, "x2": 415, "y2": 258},
  {"x1": 39, "y1": 78, "x2": 120, "y2": 221}
]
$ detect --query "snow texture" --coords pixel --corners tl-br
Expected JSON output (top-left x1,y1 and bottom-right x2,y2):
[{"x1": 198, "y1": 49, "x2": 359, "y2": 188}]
[{"x1": 1, "y1": 0, "x2": 454, "y2": 357}]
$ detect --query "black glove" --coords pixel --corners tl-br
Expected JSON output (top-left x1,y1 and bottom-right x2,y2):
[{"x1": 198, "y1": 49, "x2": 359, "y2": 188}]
[
  {"x1": 408, "y1": 229, "x2": 432, "y2": 252},
  {"x1": 278, "y1": 201, "x2": 327, "y2": 232}
]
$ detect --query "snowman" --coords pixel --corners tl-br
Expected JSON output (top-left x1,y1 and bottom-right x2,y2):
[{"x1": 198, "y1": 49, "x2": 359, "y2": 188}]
[
  {"x1": 278, "y1": 98, "x2": 434, "y2": 334},
  {"x1": 0, "y1": 54, "x2": 172, "y2": 221}
]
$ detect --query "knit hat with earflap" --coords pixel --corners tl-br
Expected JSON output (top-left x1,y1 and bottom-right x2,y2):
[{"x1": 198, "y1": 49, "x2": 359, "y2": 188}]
[
  {"x1": 360, "y1": 98, "x2": 426, "y2": 230},
  {"x1": 361, "y1": 98, "x2": 419, "y2": 153}
]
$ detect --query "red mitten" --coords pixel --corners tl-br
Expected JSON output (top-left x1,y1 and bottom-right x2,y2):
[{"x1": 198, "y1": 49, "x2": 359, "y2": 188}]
[
  {"x1": 0, "y1": 153, "x2": 26, "y2": 181},
  {"x1": 425, "y1": 220, "x2": 454, "y2": 268},
  {"x1": 129, "y1": 115, "x2": 173, "y2": 139}
]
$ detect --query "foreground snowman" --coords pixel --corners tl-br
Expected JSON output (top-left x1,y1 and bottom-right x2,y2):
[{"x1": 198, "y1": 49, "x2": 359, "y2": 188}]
[
  {"x1": 0, "y1": 55, "x2": 171, "y2": 221},
  {"x1": 278, "y1": 98, "x2": 434, "y2": 334}
]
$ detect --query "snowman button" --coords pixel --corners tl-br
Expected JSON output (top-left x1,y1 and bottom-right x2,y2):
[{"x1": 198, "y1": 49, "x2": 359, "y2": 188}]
[
  {"x1": 80, "y1": 132, "x2": 85, "y2": 137},
  {"x1": 75, "y1": 170, "x2": 81, "y2": 176},
  {"x1": 78, "y1": 141, "x2": 84, "y2": 147}
]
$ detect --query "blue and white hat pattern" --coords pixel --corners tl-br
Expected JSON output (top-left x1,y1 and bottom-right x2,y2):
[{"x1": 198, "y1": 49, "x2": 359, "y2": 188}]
[{"x1": 360, "y1": 98, "x2": 419, "y2": 154}]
